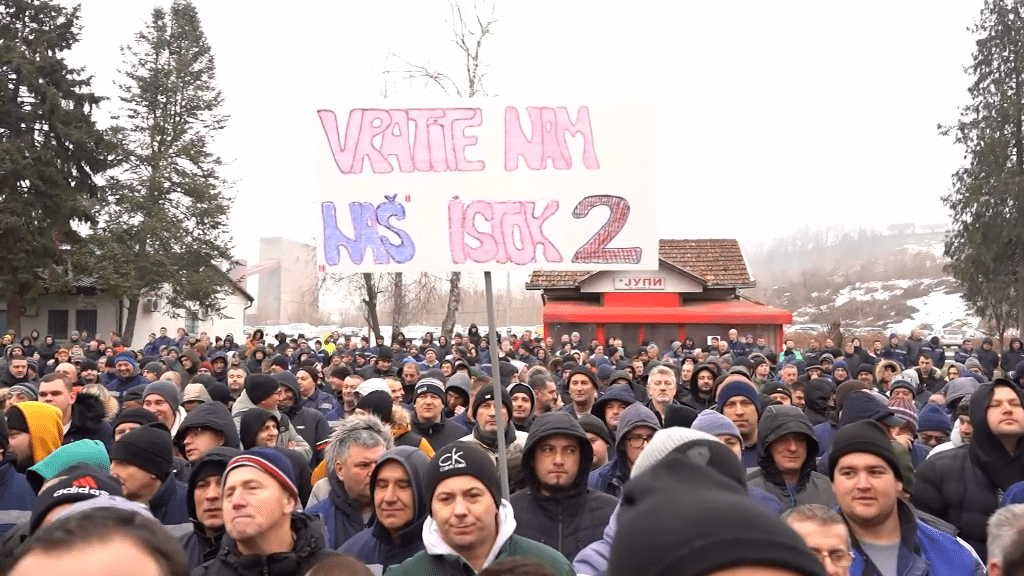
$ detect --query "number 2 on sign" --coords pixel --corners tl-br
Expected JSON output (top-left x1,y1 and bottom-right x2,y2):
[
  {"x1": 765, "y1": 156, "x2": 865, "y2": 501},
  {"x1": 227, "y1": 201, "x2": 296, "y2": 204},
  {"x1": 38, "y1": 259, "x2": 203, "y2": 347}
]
[{"x1": 571, "y1": 195, "x2": 642, "y2": 264}]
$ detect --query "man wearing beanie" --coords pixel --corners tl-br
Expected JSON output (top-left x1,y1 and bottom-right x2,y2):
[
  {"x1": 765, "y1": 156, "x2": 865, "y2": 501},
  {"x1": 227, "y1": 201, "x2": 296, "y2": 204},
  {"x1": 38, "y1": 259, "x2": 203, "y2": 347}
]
[
  {"x1": 28, "y1": 464, "x2": 123, "y2": 535},
  {"x1": 411, "y1": 378, "x2": 465, "y2": 451},
  {"x1": 179, "y1": 447, "x2": 239, "y2": 571},
  {"x1": 142, "y1": 380, "x2": 185, "y2": 435},
  {"x1": 457, "y1": 385, "x2": 529, "y2": 493},
  {"x1": 0, "y1": 411, "x2": 35, "y2": 538},
  {"x1": 273, "y1": 370, "x2": 331, "y2": 467},
  {"x1": 109, "y1": 423, "x2": 190, "y2": 530},
  {"x1": 106, "y1": 352, "x2": 147, "y2": 407},
  {"x1": 510, "y1": 412, "x2": 617, "y2": 561},
  {"x1": 578, "y1": 413, "x2": 612, "y2": 468},
  {"x1": 195, "y1": 447, "x2": 336, "y2": 575},
  {"x1": 831, "y1": 420, "x2": 985, "y2": 574},
  {"x1": 747, "y1": 405, "x2": 837, "y2": 511},
  {"x1": 915, "y1": 379, "x2": 1024, "y2": 560},
  {"x1": 507, "y1": 382, "x2": 535, "y2": 432},
  {"x1": 5, "y1": 401, "x2": 63, "y2": 473},
  {"x1": 885, "y1": 395, "x2": 930, "y2": 468},
  {"x1": 608, "y1": 445, "x2": 827, "y2": 576},
  {"x1": 387, "y1": 441, "x2": 573, "y2": 576},
  {"x1": 589, "y1": 402, "x2": 661, "y2": 498},
  {"x1": 231, "y1": 373, "x2": 312, "y2": 461},
  {"x1": 560, "y1": 367, "x2": 600, "y2": 418},
  {"x1": 112, "y1": 407, "x2": 160, "y2": 441},
  {"x1": 916, "y1": 403, "x2": 952, "y2": 449},
  {"x1": 717, "y1": 379, "x2": 762, "y2": 467},
  {"x1": 692, "y1": 408, "x2": 744, "y2": 454}
]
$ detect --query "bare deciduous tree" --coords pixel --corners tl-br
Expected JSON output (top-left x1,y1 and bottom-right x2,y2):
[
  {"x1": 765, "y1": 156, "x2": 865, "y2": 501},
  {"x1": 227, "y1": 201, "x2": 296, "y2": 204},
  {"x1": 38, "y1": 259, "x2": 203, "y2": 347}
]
[{"x1": 387, "y1": 0, "x2": 498, "y2": 340}]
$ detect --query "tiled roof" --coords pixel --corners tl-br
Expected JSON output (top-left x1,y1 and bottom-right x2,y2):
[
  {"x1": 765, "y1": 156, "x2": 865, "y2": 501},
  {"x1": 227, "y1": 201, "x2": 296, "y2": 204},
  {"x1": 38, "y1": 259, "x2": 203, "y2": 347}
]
[{"x1": 526, "y1": 239, "x2": 753, "y2": 289}]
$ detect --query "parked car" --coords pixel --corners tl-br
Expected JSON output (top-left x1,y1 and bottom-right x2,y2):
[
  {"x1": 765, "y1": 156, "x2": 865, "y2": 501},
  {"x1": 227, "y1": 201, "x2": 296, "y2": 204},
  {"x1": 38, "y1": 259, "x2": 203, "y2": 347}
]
[{"x1": 933, "y1": 328, "x2": 965, "y2": 347}]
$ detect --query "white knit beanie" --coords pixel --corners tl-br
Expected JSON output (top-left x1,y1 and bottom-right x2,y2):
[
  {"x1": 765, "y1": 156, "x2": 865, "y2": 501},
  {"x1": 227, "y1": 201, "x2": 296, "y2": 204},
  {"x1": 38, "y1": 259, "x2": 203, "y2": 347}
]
[
  {"x1": 691, "y1": 409, "x2": 742, "y2": 443},
  {"x1": 630, "y1": 427, "x2": 722, "y2": 479}
]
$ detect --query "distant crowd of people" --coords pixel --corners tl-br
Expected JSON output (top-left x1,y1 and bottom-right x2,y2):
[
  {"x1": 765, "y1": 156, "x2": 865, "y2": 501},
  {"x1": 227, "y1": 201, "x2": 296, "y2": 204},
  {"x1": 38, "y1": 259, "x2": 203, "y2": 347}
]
[{"x1": 0, "y1": 323, "x2": 1023, "y2": 575}]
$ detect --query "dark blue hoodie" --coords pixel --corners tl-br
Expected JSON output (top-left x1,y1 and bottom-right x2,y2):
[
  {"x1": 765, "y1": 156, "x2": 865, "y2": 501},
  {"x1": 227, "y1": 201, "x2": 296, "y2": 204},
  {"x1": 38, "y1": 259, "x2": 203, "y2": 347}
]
[{"x1": 338, "y1": 446, "x2": 430, "y2": 573}]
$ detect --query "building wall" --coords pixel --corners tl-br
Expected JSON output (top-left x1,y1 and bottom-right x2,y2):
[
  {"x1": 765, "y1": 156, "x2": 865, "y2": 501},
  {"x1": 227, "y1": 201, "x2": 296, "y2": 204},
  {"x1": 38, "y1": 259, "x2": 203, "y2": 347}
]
[
  {"x1": 255, "y1": 237, "x2": 318, "y2": 325},
  {"x1": 1, "y1": 295, "x2": 119, "y2": 344},
  {"x1": 132, "y1": 291, "x2": 250, "y2": 343}
]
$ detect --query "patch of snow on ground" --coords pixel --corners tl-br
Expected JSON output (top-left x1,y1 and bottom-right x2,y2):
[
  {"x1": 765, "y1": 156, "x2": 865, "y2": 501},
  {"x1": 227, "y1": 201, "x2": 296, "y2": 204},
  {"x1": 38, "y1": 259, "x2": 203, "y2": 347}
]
[{"x1": 889, "y1": 289, "x2": 979, "y2": 334}]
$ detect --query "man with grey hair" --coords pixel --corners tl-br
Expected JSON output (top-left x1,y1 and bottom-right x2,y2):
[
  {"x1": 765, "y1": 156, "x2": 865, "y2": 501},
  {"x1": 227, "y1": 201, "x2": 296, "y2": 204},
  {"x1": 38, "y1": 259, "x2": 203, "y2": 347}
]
[
  {"x1": 645, "y1": 365, "x2": 681, "y2": 425},
  {"x1": 305, "y1": 413, "x2": 394, "y2": 549},
  {"x1": 782, "y1": 504, "x2": 853, "y2": 576},
  {"x1": 987, "y1": 504, "x2": 1024, "y2": 576}
]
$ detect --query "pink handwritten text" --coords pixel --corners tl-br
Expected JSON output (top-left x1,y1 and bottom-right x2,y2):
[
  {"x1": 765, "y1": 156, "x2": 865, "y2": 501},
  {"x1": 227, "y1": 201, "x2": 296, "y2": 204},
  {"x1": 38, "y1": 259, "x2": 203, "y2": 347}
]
[
  {"x1": 448, "y1": 198, "x2": 563, "y2": 265},
  {"x1": 504, "y1": 106, "x2": 600, "y2": 171}
]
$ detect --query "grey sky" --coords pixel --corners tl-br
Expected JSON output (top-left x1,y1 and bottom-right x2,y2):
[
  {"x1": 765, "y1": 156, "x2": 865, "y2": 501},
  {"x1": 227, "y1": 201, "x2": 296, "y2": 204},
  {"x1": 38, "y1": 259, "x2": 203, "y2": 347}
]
[{"x1": 64, "y1": 0, "x2": 982, "y2": 266}]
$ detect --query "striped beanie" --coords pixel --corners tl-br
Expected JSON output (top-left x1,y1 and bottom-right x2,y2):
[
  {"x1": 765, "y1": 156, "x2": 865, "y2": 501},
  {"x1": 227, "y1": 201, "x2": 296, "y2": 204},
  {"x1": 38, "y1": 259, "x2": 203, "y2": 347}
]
[
  {"x1": 224, "y1": 447, "x2": 298, "y2": 502},
  {"x1": 886, "y1": 395, "x2": 918, "y2": 432}
]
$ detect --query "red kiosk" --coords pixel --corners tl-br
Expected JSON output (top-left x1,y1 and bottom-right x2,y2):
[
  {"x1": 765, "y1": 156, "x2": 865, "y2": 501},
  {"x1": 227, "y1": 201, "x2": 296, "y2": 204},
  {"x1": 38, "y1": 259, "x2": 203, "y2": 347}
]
[{"x1": 527, "y1": 239, "x2": 792, "y2": 352}]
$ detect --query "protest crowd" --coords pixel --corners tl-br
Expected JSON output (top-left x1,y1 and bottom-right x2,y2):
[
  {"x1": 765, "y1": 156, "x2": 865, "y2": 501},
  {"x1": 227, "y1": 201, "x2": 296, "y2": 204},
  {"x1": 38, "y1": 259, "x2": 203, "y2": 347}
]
[{"x1": 3, "y1": 324, "x2": 1024, "y2": 575}]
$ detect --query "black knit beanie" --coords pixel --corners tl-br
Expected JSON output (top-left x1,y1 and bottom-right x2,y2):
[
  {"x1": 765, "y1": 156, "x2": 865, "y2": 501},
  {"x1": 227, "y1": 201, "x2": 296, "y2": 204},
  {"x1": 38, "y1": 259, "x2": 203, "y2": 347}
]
[
  {"x1": 424, "y1": 441, "x2": 502, "y2": 506},
  {"x1": 610, "y1": 450, "x2": 826, "y2": 576},
  {"x1": 828, "y1": 419, "x2": 903, "y2": 482},
  {"x1": 111, "y1": 407, "x2": 160, "y2": 431},
  {"x1": 245, "y1": 374, "x2": 280, "y2": 405},
  {"x1": 356, "y1": 391, "x2": 393, "y2": 422},
  {"x1": 109, "y1": 423, "x2": 173, "y2": 481},
  {"x1": 472, "y1": 385, "x2": 513, "y2": 421},
  {"x1": 5, "y1": 405, "x2": 28, "y2": 434}
]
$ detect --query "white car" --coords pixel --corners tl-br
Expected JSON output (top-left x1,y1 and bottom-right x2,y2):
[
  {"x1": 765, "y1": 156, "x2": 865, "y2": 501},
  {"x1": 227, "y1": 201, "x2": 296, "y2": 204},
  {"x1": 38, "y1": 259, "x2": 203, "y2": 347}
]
[{"x1": 934, "y1": 328, "x2": 965, "y2": 347}]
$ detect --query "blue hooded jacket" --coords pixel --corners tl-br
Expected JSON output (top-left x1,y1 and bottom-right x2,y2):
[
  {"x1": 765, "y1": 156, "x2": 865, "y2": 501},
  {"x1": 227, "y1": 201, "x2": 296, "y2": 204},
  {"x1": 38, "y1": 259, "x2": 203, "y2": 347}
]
[{"x1": 338, "y1": 446, "x2": 430, "y2": 573}]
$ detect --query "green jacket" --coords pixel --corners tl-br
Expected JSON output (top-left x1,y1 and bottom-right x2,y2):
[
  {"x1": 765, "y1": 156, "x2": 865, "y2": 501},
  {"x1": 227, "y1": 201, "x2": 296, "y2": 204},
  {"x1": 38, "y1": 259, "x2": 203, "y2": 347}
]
[{"x1": 385, "y1": 501, "x2": 574, "y2": 576}]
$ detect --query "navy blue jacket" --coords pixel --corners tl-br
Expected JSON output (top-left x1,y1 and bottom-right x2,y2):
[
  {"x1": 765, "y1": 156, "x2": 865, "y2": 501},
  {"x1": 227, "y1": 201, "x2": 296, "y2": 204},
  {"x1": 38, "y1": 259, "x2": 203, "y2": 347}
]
[
  {"x1": 150, "y1": 476, "x2": 191, "y2": 529},
  {"x1": 300, "y1": 387, "x2": 340, "y2": 416},
  {"x1": 0, "y1": 457, "x2": 35, "y2": 539},
  {"x1": 305, "y1": 471, "x2": 370, "y2": 550}
]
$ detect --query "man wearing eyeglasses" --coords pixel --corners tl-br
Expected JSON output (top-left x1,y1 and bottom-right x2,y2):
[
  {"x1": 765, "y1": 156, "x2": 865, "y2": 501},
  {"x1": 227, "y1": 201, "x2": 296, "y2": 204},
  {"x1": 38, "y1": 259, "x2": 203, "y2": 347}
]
[
  {"x1": 588, "y1": 403, "x2": 660, "y2": 498},
  {"x1": 783, "y1": 504, "x2": 853, "y2": 576},
  {"x1": 830, "y1": 420, "x2": 985, "y2": 576}
]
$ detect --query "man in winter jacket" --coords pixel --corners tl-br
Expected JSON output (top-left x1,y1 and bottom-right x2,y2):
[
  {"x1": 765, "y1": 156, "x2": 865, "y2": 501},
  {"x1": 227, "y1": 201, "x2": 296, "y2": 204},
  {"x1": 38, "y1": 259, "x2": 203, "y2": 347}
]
[
  {"x1": 339, "y1": 446, "x2": 431, "y2": 573},
  {"x1": 0, "y1": 416, "x2": 34, "y2": 538},
  {"x1": 914, "y1": 379, "x2": 1024, "y2": 560},
  {"x1": 178, "y1": 446, "x2": 239, "y2": 571},
  {"x1": 717, "y1": 380, "x2": 761, "y2": 467},
  {"x1": 109, "y1": 423, "x2": 190, "y2": 533},
  {"x1": 508, "y1": 382, "x2": 536, "y2": 432},
  {"x1": 590, "y1": 383, "x2": 636, "y2": 435},
  {"x1": 510, "y1": 412, "x2": 617, "y2": 561},
  {"x1": 457, "y1": 386, "x2": 529, "y2": 493},
  {"x1": 5, "y1": 401, "x2": 63, "y2": 473},
  {"x1": 194, "y1": 448, "x2": 337, "y2": 576},
  {"x1": 305, "y1": 414, "x2": 393, "y2": 549},
  {"x1": 37, "y1": 373, "x2": 112, "y2": 449},
  {"x1": 386, "y1": 441, "x2": 574, "y2": 576},
  {"x1": 588, "y1": 403, "x2": 661, "y2": 498},
  {"x1": 273, "y1": 371, "x2": 330, "y2": 466},
  {"x1": 104, "y1": 352, "x2": 148, "y2": 407},
  {"x1": 832, "y1": 420, "x2": 985, "y2": 575},
  {"x1": 684, "y1": 363, "x2": 718, "y2": 411},
  {"x1": 231, "y1": 374, "x2": 311, "y2": 461},
  {"x1": 747, "y1": 405, "x2": 837, "y2": 511},
  {"x1": 410, "y1": 378, "x2": 466, "y2": 452},
  {"x1": 977, "y1": 337, "x2": 999, "y2": 379},
  {"x1": 174, "y1": 402, "x2": 241, "y2": 463},
  {"x1": 954, "y1": 339, "x2": 977, "y2": 365}
]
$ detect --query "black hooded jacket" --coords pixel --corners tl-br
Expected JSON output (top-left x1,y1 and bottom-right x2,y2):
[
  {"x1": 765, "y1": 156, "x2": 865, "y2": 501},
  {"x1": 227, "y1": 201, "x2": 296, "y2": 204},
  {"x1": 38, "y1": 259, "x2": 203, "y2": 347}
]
[
  {"x1": 63, "y1": 392, "x2": 114, "y2": 449},
  {"x1": 193, "y1": 513, "x2": 336, "y2": 576},
  {"x1": 178, "y1": 447, "x2": 239, "y2": 571},
  {"x1": 175, "y1": 402, "x2": 241, "y2": 453},
  {"x1": 746, "y1": 405, "x2": 837, "y2": 511},
  {"x1": 803, "y1": 377, "x2": 835, "y2": 426},
  {"x1": 684, "y1": 363, "x2": 718, "y2": 411},
  {"x1": 410, "y1": 414, "x2": 466, "y2": 452},
  {"x1": 509, "y1": 412, "x2": 618, "y2": 561},
  {"x1": 237, "y1": 408, "x2": 312, "y2": 506},
  {"x1": 913, "y1": 381, "x2": 1024, "y2": 559}
]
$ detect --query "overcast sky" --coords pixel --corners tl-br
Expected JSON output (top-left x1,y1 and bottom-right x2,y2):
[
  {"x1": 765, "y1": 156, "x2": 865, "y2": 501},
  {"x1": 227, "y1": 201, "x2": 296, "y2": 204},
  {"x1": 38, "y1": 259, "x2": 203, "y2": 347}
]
[{"x1": 63, "y1": 0, "x2": 982, "y2": 268}]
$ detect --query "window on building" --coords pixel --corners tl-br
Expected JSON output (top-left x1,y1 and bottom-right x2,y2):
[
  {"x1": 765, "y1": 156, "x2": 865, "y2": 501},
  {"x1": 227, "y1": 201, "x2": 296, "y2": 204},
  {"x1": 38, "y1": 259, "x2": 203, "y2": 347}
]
[
  {"x1": 76, "y1": 310, "x2": 97, "y2": 338},
  {"x1": 48, "y1": 310, "x2": 69, "y2": 340},
  {"x1": 185, "y1": 313, "x2": 199, "y2": 335}
]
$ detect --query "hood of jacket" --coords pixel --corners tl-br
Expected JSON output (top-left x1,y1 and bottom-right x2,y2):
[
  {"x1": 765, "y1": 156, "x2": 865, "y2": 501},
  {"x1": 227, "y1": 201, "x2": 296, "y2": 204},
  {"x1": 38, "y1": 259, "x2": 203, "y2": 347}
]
[
  {"x1": 176, "y1": 402, "x2": 241, "y2": 449},
  {"x1": 688, "y1": 363, "x2": 718, "y2": 399},
  {"x1": 521, "y1": 412, "x2": 594, "y2": 498},
  {"x1": 969, "y1": 381, "x2": 1024, "y2": 490},
  {"x1": 369, "y1": 446, "x2": 430, "y2": 544},
  {"x1": 10, "y1": 401, "x2": 64, "y2": 466},
  {"x1": 606, "y1": 369, "x2": 632, "y2": 387},
  {"x1": 239, "y1": 408, "x2": 278, "y2": 449},
  {"x1": 180, "y1": 349, "x2": 200, "y2": 375},
  {"x1": 186, "y1": 446, "x2": 240, "y2": 522},
  {"x1": 209, "y1": 351, "x2": 230, "y2": 376},
  {"x1": 69, "y1": 391, "x2": 108, "y2": 435},
  {"x1": 422, "y1": 499, "x2": 517, "y2": 571},
  {"x1": 756, "y1": 404, "x2": 819, "y2": 482},
  {"x1": 804, "y1": 377, "x2": 835, "y2": 416},
  {"x1": 614, "y1": 403, "x2": 661, "y2": 456},
  {"x1": 591, "y1": 384, "x2": 636, "y2": 424},
  {"x1": 945, "y1": 377, "x2": 981, "y2": 410}
]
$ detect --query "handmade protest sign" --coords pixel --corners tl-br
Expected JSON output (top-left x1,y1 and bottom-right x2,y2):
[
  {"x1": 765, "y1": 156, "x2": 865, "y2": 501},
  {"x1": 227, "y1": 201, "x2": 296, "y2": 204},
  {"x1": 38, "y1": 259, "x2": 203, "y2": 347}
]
[{"x1": 314, "y1": 103, "x2": 656, "y2": 272}]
